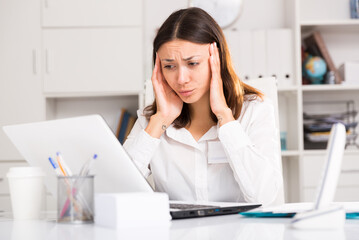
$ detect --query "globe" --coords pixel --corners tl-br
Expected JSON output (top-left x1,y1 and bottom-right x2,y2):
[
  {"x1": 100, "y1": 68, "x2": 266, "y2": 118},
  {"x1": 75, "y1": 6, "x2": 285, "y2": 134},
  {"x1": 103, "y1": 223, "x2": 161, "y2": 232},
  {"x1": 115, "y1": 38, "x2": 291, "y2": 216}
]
[{"x1": 304, "y1": 56, "x2": 327, "y2": 84}]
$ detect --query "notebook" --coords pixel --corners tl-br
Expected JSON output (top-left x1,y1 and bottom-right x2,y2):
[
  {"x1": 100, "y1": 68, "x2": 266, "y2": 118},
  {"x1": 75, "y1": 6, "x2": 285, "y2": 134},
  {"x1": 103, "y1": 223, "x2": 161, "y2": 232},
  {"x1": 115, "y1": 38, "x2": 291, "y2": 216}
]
[{"x1": 3, "y1": 114, "x2": 261, "y2": 219}]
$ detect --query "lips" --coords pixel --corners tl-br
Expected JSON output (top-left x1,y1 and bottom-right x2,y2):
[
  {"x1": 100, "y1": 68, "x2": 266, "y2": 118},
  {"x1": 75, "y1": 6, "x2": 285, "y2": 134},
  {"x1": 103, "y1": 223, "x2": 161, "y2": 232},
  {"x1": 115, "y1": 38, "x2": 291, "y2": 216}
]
[{"x1": 178, "y1": 89, "x2": 194, "y2": 97}]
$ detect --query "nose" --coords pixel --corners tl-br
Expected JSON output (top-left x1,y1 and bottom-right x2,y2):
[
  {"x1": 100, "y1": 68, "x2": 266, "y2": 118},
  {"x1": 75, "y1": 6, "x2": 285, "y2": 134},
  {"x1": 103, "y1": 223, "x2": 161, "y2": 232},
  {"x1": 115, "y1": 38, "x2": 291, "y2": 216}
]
[{"x1": 177, "y1": 66, "x2": 189, "y2": 85}]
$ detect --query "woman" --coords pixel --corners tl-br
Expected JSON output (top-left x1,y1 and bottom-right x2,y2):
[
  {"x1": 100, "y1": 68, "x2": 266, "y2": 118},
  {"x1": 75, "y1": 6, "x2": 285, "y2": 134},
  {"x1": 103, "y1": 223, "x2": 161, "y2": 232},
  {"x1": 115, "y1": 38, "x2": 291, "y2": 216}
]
[{"x1": 124, "y1": 7, "x2": 283, "y2": 206}]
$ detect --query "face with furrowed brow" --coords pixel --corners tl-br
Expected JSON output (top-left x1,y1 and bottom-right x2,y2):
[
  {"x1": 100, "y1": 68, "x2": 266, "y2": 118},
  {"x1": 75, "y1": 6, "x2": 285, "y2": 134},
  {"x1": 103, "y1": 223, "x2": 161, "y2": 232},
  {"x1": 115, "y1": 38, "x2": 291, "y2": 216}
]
[{"x1": 157, "y1": 39, "x2": 212, "y2": 104}]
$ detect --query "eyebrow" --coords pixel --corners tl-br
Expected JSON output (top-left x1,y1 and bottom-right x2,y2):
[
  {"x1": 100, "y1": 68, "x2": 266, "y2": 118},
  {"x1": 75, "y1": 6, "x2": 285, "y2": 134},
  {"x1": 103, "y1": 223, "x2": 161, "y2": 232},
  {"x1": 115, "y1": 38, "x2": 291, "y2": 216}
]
[{"x1": 161, "y1": 55, "x2": 202, "y2": 62}]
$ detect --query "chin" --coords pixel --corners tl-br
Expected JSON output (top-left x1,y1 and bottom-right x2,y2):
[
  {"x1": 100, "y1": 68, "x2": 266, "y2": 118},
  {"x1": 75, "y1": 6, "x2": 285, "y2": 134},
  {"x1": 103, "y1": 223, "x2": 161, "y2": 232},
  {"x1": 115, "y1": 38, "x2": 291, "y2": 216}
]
[
  {"x1": 182, "y1": 99, "x2": 196, "y2": 104},
  {"x1": 180, "y1": 95, "x2": 201, "y2": 104}
]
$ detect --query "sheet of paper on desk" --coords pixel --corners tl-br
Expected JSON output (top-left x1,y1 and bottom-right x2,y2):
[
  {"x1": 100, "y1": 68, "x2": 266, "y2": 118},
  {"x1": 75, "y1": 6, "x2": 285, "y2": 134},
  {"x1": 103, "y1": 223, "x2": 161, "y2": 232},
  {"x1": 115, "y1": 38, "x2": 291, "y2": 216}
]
[{"x1": 261, "y1": 202, "x2": 359, "y2": 214}]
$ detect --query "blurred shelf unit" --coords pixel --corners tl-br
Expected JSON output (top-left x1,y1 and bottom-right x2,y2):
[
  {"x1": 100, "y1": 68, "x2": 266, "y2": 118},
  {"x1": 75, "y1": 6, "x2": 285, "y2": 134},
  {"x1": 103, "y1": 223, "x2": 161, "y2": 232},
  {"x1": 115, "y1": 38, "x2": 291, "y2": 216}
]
[{"x1": 293, "y1": 0, "x2": 359, "y2": 202}]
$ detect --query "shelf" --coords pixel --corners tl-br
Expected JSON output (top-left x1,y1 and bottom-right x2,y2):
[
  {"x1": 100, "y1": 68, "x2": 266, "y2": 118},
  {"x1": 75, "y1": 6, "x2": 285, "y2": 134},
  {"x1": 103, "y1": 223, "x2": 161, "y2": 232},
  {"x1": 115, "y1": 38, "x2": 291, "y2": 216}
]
[
  {"x1": 281, "y1": 150, "x2": 300, "y2": 157},
  {"x1": 278, "y1": 86, "x2": 299, "y2": 92},
  {"x1": 44, "y1": 90, "x2": 143, "y2": 98},
  {"x1": 301, "y1": 84, "x2": 359, "y2": 92},
  {"x1": 301, "y1": 19, "x2": 359, "y2": 32},
  {"x1": 300, "y1": 19, "x2": 359, "y2": 26},
  {"x1": 303, "y1": 149, "x2": 359, "y2": 156}
]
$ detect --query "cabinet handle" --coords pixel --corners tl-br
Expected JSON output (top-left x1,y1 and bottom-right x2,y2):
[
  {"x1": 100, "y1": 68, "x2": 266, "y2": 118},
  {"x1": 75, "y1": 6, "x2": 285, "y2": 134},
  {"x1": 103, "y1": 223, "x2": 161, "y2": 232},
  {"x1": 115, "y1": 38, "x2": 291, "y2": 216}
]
[
  {"x1": 32, "y1": 49, "x2": 38, "y2": 74},
  {"x1": 0, "y1": 178, "x2": 4, "y2": 182}
]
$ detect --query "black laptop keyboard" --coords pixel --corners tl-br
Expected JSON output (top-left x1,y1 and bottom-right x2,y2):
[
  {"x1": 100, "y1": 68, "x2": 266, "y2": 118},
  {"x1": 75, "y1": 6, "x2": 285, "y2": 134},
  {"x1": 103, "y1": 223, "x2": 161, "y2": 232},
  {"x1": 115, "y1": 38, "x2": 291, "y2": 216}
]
[{"x1": 170, "y1": 203, "x2": 220, "y2": 210}]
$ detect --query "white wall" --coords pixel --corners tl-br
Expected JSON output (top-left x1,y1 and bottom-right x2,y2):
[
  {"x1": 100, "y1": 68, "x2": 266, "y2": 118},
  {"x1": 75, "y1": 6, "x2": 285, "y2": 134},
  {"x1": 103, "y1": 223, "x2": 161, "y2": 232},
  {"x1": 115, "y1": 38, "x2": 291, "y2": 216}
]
[{"x1": 143, "y1": 0, "x2": 286, "y2": 80}]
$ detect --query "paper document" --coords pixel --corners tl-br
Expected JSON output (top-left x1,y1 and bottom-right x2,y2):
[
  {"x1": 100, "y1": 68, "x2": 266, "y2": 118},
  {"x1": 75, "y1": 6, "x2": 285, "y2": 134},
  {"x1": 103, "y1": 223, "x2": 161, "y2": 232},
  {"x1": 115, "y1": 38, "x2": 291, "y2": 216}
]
[{"x1": 254, "y1": 202, "x2": 359, "y2": 214}]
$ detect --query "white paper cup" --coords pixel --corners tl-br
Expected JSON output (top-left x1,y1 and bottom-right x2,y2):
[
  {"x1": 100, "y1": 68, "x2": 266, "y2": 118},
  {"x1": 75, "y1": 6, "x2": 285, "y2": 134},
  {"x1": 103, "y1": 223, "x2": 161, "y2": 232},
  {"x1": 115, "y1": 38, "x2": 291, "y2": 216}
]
[{"x1": 7, "y1": 167, "x2": 45, "y2": 220}]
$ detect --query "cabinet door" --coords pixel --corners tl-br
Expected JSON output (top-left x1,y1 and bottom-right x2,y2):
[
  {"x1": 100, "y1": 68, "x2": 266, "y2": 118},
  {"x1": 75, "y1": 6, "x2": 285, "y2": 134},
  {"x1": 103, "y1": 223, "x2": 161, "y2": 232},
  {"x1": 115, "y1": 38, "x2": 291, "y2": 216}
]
[
  {"x1": 302, "y1": 153, "x2": 359, "y2": 201},
  {"x1": 42, "y1": 0, "x2": 142, "y2": 27},
  {"x1": 302, "y1": 153, "x2": 359, "y2": 188},
  {"x1": 0, "y1": 0, "x2": 45, "y2": 160},
  {"x1": 43, "y1": 28, "x2": 143, "y2": 95}
]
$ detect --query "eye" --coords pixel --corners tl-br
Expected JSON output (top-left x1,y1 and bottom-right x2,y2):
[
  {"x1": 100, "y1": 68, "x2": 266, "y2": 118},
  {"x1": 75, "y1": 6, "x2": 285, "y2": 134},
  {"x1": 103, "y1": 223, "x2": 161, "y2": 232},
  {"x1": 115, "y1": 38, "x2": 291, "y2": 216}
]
[
  {"x1": 188, "y1": 62, "x2": 199, "y2": 67},
  {"x1": 163, "y1": 65, "x2": 175, "y2": 70}
]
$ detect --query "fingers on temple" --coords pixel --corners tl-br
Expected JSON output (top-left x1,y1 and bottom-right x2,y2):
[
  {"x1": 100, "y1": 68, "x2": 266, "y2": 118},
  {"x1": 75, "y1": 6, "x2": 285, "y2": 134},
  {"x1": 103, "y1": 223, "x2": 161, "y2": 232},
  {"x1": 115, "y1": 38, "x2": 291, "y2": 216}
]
[
  {"x1": 210, "y1": 43, "x2": 220, "y2": 78},
  {"x1": 153, "y1": 53, "x2": 163, "y2": 83},
  {"x1": 214, "y1": 42, "x2": 220, "y2": 67}
]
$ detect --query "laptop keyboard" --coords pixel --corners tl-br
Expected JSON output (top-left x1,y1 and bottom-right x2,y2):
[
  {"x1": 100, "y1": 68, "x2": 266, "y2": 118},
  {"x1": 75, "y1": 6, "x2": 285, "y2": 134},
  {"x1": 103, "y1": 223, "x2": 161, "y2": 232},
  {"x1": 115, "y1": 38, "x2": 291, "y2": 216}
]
[{"x1": 170, "y1": 203, "x2": 220, "y2": 210}]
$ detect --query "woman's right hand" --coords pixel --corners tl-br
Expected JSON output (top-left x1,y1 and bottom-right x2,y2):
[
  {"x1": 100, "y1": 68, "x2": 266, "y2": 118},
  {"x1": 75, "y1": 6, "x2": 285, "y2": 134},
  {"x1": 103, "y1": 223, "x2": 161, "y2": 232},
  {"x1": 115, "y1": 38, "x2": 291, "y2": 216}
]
[
  {"x1": 152, "y1": 53, "x2": 183, "y2": 122},
  {"x1": 145, "y1": 54, "x2": 183, "y2": 138}
]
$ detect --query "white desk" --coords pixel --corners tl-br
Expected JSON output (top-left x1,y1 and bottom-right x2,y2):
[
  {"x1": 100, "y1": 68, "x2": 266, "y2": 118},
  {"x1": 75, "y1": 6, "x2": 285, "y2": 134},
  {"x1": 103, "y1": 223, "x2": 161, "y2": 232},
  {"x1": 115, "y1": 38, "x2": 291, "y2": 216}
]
[{"x1": 0, "y1": 213, "x2": 358, "y2": 240}]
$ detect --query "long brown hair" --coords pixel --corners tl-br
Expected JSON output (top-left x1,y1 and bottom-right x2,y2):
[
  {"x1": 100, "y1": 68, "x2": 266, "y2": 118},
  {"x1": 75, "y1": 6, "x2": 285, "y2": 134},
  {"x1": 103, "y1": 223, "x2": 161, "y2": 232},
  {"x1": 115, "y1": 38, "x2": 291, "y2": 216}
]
[{"x1": 144, "y1": 7, "x2": 262, "y2": 128}]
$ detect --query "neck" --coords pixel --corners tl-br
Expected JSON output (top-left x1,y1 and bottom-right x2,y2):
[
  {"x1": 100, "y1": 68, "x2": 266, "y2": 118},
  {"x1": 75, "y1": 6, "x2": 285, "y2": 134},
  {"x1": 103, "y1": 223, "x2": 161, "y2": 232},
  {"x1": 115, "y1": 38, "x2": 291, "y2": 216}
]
[{"x1": 188, "y1": 92, "x2": 215, "y2": 125}]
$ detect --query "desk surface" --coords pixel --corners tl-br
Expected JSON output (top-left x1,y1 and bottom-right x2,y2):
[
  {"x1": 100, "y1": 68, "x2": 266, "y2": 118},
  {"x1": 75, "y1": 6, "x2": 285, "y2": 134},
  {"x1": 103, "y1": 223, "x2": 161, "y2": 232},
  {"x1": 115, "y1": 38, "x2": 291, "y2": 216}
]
[{"x1": 0, "y1": 213, "x2": 358, "y2": 240}]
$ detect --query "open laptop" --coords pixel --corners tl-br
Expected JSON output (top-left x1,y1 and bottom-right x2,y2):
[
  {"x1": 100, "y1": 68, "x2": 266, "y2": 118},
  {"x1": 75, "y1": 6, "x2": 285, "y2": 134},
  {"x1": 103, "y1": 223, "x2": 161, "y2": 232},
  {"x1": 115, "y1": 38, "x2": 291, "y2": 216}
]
[{"x1": 3, "y1": 114, "x2": 261, "y2": 219}]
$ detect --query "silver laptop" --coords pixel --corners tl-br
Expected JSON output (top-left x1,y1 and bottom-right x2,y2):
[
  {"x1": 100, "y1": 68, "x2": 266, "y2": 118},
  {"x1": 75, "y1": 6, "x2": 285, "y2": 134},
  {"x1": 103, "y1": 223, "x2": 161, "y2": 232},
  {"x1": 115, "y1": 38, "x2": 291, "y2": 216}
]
[{"x1": 3, "y1": 115, "x2": 260, "y2": 219}]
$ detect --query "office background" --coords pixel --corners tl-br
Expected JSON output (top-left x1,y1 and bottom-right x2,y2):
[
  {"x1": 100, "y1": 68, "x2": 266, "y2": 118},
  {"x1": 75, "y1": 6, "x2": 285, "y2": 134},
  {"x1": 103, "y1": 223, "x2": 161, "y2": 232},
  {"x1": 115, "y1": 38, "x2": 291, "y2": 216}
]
[{"x1": 1, "y1": 0, "x2": 359, "y2": 212}]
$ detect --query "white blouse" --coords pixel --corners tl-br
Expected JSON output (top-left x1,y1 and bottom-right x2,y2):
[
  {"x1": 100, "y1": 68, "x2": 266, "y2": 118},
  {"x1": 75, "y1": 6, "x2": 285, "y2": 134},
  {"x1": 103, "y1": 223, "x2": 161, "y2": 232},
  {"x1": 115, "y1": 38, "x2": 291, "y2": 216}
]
[{"x1": 123, "y1": 99, "x2": 283, "y2": 206}]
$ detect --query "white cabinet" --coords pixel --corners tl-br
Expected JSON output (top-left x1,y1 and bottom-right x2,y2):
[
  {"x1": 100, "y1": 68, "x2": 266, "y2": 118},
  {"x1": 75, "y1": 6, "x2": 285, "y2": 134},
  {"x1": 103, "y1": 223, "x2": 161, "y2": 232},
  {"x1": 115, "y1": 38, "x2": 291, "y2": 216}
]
[
  {"x1": 0, "y1": 0, "x2": 143, "y2": 211},
  {"x1": 42, "y1": 0, "x2": 142, "y2": 27},
  {"x1": 0, "y1": 0, "x2": 45, "y2": 160},
  {"x1": 1, "y1": 0, "x2": 143, "y2": 160},
  {"x1": 43, "y1": 28, "x2": 143, "y2": 95},
  {"x1": 302, "y1": 152, "x2": 359, "y2": 201},
  {"x1": 302, "y1": 153, "x2": 359, "y2": 188}
]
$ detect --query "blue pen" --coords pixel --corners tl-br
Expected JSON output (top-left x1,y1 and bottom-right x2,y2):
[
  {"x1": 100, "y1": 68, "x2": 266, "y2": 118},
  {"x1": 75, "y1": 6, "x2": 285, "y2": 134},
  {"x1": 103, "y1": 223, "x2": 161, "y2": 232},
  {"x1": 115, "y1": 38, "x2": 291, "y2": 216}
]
[{"x1": 48, "y1": 157, "x2": 63, "y2": 176}]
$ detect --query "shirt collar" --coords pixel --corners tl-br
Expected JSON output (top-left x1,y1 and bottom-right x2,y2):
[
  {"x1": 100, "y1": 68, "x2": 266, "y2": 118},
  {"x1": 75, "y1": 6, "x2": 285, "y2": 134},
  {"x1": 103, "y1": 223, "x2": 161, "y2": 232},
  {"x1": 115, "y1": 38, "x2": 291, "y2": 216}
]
[{"x1": 165, "y1": 124, "x2": 219, "y2": 149}]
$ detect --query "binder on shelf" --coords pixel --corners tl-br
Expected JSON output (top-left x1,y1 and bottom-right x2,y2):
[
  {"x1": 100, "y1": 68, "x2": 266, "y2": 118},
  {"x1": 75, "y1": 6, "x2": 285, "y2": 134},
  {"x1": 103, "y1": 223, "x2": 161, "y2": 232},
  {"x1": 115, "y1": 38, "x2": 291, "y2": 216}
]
[
  {"x1": 224, "y1": 30, "x2": 241, "y2": 77},
  {"x1": 304, "y1": 31, "x2": 343, "y2": 84},
  {"x1": 278, "y1": 29, "x2": 294, "y2": 87},
  {"x1": 124, "y1": 116, "x2": 136, "y2": 141},
  {"x1": 116, "y1": 108, "x2": 127, "y2": 137},
  {"x1": 226, "y1": 28, "x2": 294, "y2": 85},
  {"x1": 266, "y1": 30, "x2": 281, "y2": 82},
  {"x1": 225, "y1": 30, "x2": 253, "y2": 81},
  {"x1": 118, "y1": 111, "x2": 131, "y2": 144},
  {"x1": 116, "y1": 109, "x2": 137, "y2": 144},
  {"x1": 266, "y1": 29, "x2": 294, "y2": 87},
  {"x1": 252, "y1": 30, "x2": 267, "y2": 79}
]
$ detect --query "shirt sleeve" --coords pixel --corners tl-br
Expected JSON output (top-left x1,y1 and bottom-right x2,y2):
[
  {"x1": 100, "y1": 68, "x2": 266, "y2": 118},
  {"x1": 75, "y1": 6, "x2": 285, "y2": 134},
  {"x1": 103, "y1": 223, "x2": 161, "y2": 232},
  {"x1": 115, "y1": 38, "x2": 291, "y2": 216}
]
[
  {"x1": 123, "y1": 110, "x2": 161, "y2": 178},
  {"x1": 218, "y1": 100, "x2": 283, "y2": 206}
]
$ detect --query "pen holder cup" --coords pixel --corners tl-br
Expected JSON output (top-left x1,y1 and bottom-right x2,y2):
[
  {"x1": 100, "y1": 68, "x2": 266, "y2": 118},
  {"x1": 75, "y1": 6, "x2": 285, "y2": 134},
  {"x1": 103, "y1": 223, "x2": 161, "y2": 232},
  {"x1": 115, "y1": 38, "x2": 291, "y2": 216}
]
[{"x1": 57, "y1": 175, "x2": 94, "y2": 224}]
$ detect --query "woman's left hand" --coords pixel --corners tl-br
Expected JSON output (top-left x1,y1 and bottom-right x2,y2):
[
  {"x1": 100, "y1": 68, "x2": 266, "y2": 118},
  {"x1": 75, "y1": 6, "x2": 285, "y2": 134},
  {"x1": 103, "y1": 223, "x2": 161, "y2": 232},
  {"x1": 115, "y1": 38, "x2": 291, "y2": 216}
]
[{"x1": 209, "y1": 42, "x2": 235, "y2": 126}]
